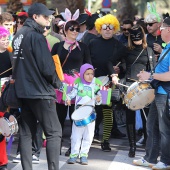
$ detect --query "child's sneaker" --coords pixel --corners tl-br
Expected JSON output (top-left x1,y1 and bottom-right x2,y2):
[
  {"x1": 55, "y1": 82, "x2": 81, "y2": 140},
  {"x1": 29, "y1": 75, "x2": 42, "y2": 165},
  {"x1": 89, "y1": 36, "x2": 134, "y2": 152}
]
[
  {"x1": 67, "y1": 157, "x2": 77, "y2": 164},
  {"x1": 80, "y1": 156, "x2": 88, "y2": 165},
  {"x1": 101, "y1": 140, "x2": 111, "y2": 152}
]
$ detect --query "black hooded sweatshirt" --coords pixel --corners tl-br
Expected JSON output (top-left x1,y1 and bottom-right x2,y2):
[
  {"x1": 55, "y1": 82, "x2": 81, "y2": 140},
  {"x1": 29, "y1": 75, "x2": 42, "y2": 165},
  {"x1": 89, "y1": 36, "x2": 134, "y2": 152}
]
[{"x1": 12, "y1": 18, "x2": 62, "y2": 99}]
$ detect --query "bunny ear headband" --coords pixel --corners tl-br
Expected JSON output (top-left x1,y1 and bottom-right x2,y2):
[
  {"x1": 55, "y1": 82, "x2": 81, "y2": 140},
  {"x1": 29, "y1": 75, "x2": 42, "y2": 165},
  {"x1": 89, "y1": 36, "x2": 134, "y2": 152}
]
[
  {"x1": 146, "y1": 2, "x2": 161, "y2": 22},
  {"x1": 58, "y1": 8, "x2": 80, "y2": 27}
]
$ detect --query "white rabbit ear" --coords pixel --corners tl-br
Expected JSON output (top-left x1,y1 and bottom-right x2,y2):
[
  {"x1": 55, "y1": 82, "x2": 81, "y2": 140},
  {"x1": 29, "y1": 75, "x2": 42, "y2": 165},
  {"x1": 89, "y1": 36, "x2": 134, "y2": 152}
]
[
  {"x1": 72, "y1": 9, "x2": 80, "y2": 21},
  {"x1": 58, "y1": 20, "x2": 65, "y2": 27},
  {"x1": 65, "y1": 8, "x2": 72, "y2": 21}
]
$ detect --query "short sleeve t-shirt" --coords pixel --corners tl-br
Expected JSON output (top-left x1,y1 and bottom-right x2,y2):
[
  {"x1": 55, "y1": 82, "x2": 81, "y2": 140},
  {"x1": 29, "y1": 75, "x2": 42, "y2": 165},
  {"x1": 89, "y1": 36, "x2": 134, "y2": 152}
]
[{"x1": 155, "y1": 44, "x2": 170, "y2": 94}]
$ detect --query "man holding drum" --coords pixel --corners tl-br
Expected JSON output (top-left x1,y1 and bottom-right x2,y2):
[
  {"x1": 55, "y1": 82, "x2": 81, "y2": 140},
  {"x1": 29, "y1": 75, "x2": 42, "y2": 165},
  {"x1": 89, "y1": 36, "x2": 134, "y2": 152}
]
[{"x1": 132, "y1": 17, "x2": 170, "y2": 170}]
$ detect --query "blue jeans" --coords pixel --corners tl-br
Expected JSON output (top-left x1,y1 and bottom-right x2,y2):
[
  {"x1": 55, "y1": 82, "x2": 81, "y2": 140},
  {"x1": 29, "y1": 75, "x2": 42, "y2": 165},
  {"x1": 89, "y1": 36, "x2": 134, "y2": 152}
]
[{"x1": 144, "y1": 94, "x2": 170, "y2": 164}]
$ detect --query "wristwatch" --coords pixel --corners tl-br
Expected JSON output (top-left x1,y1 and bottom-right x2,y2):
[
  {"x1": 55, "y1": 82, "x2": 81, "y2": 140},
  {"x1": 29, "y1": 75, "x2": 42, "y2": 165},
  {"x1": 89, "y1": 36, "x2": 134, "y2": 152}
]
[{"x1": 149, "y1": 73, "x2": 154, "y2": 80}]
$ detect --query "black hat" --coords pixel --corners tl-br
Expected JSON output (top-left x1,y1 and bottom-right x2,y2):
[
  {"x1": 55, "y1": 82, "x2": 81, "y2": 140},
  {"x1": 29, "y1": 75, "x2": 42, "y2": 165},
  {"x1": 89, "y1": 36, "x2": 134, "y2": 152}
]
[
  {"x1": 76, "y1": 13, "x2": 88, "y2": 25},
  {"x1": 86, "y1": 13, "x2": 99, "y2": 30},
  {"x1": 163, "y1": 17, "x2": 170, "y2": 26},
  {"x1": 28, "y1": 3, "x2": 54, "y2": 17}
]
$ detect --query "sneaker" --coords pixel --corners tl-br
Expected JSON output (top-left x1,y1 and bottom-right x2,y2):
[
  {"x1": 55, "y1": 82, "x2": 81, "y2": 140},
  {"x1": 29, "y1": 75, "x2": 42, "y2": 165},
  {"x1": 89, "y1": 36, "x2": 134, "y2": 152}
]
[
  {"x1": 67, "y1": 157, "x2": 77, "y2": 164},
  {"x1": 13, "y1": 154, "x2": 21, "y2": 163},
  {"x1": 32, "y1": 155, "x2": 39, "y2": 164},
  {"x1": 101, "y1": 140, "x2": 111, "y2": 152},
  {"x1": 111, "y1": 129, "x2": 126, "y2": 139},
  {"x1": 152, "y1": 162, "x2": 170, "y2": 170},
  {"x1": 136, "y1": 136, "x2": 145, "y2": 146},
  {"x1": 80, "y1": 156, "x2": 88, "y2": 165},
  {"x1": 133, "y1": 158, "x2": 155, "y2": 167},
  {"x1": 65, "y1": 147, "x2": 71, "y2": 157}
]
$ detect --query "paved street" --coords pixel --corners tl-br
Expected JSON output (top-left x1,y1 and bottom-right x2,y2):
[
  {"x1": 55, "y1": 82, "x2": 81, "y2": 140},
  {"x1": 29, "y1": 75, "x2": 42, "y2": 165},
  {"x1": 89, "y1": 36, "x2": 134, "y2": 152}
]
[{"x1": 7, "y1": 120, "x2": 150, "y2": 170}]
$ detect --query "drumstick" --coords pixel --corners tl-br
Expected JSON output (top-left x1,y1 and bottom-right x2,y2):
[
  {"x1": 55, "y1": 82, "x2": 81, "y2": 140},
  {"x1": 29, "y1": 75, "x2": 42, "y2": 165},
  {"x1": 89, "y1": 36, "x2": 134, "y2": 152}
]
[
  {"x1": 127, "y1": 78, "x2": 138, "y2": 82},
  {"x1": 117, "y1": 83, "x2": 129, "y2": 88},
  {"x1": 101, "y1": 75, "x2": 109, "y2": 84},
  {"x1": 0, "y1": 67, "x2": 12, "y2": 76},
  {"x1": 115, "y1": 62, "x2": 121, "y2": 67}
]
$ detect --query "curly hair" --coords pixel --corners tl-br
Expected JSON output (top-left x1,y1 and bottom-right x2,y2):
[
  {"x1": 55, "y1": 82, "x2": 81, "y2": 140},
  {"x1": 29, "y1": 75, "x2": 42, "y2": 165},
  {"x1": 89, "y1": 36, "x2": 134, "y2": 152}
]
[{"x1": 95, "y1": 14, "x2": 120, "y2": 34}]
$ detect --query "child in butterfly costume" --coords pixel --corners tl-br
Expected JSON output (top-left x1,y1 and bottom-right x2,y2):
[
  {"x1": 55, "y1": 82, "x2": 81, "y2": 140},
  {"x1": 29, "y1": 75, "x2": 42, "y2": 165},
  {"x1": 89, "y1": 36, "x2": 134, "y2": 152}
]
[{"x1": 66, "y1": 63, "x2": 102, "y2": 165}]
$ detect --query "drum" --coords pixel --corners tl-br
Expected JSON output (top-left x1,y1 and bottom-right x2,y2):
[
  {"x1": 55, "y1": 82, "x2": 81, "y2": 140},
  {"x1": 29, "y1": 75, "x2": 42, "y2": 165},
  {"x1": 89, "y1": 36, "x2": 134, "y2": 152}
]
[
  {"x1": 97, "y1": 76, "x2": 111, "y2": 88},
  {"x1": 71, "y1": 106, "x2": 96, "y2": 127},
  {"x1": 124, "y1": 82, "x2": 155, "y2": 110},
  {"x1": 0, "y1": 115, "x2": 18, "y2": 137}
]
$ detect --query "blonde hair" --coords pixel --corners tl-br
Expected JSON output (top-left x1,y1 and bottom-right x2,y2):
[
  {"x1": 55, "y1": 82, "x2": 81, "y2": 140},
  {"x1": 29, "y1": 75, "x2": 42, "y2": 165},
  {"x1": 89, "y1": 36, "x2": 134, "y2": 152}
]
[
  {"x1": 95, "y1": 14, "x2": 120, "y2": 34},
  {"x1": 128, "y1": 25, "x2": 147, "y2": 50}
]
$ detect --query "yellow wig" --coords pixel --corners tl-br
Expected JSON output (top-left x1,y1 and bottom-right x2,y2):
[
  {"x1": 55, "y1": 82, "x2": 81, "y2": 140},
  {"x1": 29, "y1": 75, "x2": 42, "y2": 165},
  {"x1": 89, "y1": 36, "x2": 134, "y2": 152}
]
[{"x1": 95, "y1": 14, "x2": 120, "y2": 34}]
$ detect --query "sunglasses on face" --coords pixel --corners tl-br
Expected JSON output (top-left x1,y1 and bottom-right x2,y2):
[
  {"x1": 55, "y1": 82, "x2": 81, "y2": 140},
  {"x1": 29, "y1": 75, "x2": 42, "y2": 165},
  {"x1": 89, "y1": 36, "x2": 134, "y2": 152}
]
[
  {"x1": 146, "y1": 22, "x2": 157, "y2": 27},
  {"x1": 102, "y1": 24, "x2": 114, "y2": 30},
  {"x1": 45, "y1": 26, "x2": 51, "y2": 30},
  {"x1": 17, "y1": 21, "x2": 24, "y2": 25},
  {"x1": 68, "y1": 26, "x2": 80, "y2": 32},
  {"x1": 122, "y1": 28, "x2": 130, "y2": 31}
]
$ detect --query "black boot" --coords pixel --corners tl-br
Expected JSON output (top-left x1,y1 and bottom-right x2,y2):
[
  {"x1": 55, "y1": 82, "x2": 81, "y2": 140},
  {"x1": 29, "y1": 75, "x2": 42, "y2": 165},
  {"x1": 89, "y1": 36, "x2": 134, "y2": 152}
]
[{"x1": 127, "y1": 124, "x2": 136, "y2": 158}]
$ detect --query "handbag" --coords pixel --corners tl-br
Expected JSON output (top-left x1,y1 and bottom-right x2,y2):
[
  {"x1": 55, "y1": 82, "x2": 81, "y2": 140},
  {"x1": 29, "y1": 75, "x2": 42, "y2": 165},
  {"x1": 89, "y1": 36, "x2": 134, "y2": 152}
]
[{"x1": 111, "y1": 88, "x2": 121, "y2": 102}]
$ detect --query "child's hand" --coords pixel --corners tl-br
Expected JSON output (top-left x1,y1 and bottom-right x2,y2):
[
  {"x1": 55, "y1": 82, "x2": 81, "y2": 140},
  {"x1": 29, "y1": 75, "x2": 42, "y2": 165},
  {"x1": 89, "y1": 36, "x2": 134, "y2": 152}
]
[
  {"x1": 96, "y1": 95, "x2": 101, "y2": 102},
  {"x1": 66, "y1": 100, "x2": 71, "y2": 106}
]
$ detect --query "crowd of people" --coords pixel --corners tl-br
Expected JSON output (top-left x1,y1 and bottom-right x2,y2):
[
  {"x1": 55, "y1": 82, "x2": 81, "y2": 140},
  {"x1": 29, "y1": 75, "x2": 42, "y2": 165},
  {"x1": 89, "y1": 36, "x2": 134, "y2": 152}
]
[{"x1": 0, "y1": 1, "x2": 170, "y2": 170}]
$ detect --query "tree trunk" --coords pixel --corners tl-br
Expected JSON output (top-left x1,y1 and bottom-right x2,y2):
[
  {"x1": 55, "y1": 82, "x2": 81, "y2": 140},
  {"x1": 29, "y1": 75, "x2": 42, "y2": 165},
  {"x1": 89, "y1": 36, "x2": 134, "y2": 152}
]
[
  {"x1": 31, "y1": 0, "x2": 46, "y2": 5},
  {"x1": 117, "y1": 0, "x2": 137, "y2": 24},
  {"x1": 48, "y1": 0, "x2": 85, "y2": 14},
  {"x1": 6, "y1": 0, "x2": 23, "y2": 13}
]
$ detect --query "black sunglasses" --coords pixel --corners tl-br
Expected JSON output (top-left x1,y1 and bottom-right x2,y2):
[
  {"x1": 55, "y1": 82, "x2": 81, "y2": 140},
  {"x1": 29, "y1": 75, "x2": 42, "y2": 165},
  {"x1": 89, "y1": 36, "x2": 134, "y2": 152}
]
[
  {"x1": 69, "y1": 26, "x2": 80, "y2": 32},
  {"x1": 122, "y1": 28, "x2": 130, "y2": 31},
  {"x1": 17, "y1": 21, "x2": 24, "y2": 25},
  {"x1": 146, "y1": 22, "x2": 157, "y2": 26},
  {"x1": 45, "y1": 26, "x2": 51, "y2": 30}
]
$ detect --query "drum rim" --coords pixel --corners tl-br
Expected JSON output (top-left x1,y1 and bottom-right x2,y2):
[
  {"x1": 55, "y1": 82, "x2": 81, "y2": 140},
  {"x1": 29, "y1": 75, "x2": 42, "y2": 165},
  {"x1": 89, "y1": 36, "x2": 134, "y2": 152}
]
[{"x1": 71, "y1": 106, "x2": 94, "y2": 121}]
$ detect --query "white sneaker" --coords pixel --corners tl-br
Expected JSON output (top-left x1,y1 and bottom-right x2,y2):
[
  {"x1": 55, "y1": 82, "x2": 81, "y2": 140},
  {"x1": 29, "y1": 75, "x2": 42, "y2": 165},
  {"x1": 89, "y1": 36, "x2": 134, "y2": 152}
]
[
  {"x1": 133, "y1": 157, "x2": 155, "y2": 167},
  {"x1": 136, "y1": 136, "x2": 145, "y2": 146},
  {"x1": 13, "y1": 154, "x2": 21, "y2": 163},
  {"x1": 32, "y1": 155, "x2": 39, "y2": 164},
  {"x1": 152, "y1": 162, "x2": 170, "y2": 170},
  {"x1": 13, "y1": 154, "x2": 40, "y2": 164}
]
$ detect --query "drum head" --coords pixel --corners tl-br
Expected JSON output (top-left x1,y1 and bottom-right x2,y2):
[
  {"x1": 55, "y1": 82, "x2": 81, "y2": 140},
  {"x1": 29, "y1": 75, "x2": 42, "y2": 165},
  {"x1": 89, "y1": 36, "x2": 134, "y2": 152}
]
[
  {"x1": 127, "y1": 82, "x2": 138, "y2": 92},
  {"x1": 97, "y1": 76, "x2": 109, "y2": 86},
  {"x1": 128, "y1": 89, "x2": 155, "y2": 110},
  {"x1": 71, "y1": 106, "x2": 93, "y2": 121},
  {"x1": 0, "y1": 117, "x2": 11, "y2": 137}
]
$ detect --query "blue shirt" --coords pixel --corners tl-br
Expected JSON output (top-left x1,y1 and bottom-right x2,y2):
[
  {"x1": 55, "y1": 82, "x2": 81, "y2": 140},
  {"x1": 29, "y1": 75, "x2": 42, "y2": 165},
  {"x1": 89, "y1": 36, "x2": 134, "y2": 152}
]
[{"x1": 155, "y1": 43, "x2": 170, "y2": 94}]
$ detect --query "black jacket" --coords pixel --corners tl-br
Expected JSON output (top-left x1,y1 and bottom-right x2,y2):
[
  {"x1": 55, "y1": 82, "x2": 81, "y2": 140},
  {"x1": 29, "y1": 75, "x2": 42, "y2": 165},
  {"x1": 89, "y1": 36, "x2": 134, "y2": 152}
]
[{"x1": 12, "y1": 18, "x2": 62, "y2": 99}]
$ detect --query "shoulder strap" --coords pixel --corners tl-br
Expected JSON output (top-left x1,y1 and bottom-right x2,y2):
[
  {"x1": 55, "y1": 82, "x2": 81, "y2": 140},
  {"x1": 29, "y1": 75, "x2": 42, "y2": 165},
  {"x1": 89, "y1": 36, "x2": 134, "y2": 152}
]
[{"x1": 153, "y1": 48, "x2": 170, "y2": 72}]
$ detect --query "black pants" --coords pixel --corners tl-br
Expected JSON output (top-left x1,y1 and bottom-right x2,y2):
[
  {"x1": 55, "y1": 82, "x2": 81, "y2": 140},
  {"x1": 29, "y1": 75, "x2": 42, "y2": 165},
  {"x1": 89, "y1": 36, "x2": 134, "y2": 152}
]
[
  {"x1": 126, "y1": 107, "x2": 149, "y2": 140},
  {"x1": 17, "y1": 122, "x2": 43, "y2": 158},
  {"x1": 19, "y1": 99, "x2": 62, "y2": 170}
]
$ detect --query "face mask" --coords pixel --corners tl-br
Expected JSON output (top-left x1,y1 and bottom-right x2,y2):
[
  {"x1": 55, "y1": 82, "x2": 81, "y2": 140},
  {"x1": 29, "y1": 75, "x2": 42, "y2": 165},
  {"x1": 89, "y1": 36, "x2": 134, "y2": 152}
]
[{"x1": 129, "y1": 27, "x2": 143, "y2": 41}]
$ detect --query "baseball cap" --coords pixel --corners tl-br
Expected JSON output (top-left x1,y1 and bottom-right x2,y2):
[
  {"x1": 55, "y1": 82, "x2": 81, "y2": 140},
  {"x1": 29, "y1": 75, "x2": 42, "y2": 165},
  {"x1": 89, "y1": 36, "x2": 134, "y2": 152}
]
[
  {"x1": 163, "y1": 17, "x2": 170, "y2": 26},
  {"x1": 28, "y1": 3, "x2": 54, "y2": 17}
]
